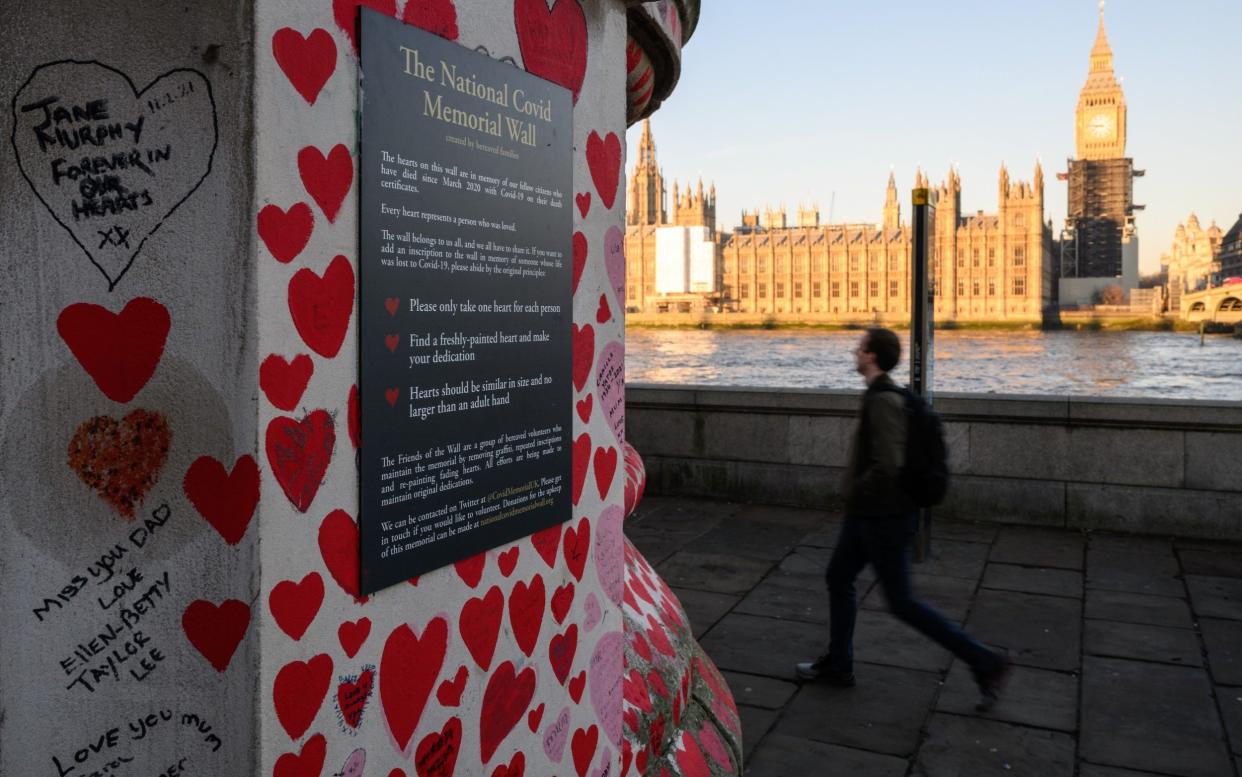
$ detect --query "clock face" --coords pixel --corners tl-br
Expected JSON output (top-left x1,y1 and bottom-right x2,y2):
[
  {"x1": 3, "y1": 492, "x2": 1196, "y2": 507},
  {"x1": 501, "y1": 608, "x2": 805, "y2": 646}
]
[{"x1": 1088, "y1": 112, "x2": 1113, "y2": 138}]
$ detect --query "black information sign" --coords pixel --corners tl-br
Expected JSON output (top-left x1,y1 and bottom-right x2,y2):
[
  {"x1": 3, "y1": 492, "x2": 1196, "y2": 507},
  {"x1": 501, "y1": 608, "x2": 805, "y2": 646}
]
[{"x1": 358, "y1": 9, "x2": 573, "y2": 594}]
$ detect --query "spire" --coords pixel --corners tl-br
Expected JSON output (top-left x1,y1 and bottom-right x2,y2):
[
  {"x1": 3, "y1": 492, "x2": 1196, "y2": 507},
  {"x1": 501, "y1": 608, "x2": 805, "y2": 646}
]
[
  {"x1": 1034, "y1": 159, "x2": 1044, "y2": 193},
  {"x1": 1090, "y1": 0, "x2": 1114, "y2": 73},
  {"x1": 638, "y1": 118, "x2": 656, "y2": 168}
]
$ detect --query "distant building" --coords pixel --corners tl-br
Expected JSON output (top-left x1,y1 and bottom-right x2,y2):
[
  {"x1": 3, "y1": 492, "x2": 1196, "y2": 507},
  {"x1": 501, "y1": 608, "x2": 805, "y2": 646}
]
[
  {"x1": 1217, "y1": 213, "x2": 1242, "y2": 282},
  {"x1": 623, "y1": 121, "x2": 1054, "y2": 322},
  {"x1": 1161, "y1": 214, "x2": 1222, "y2": 312},
  {"x1": 1059, "y1": 4, "x2": 1144, "y2": 306}
]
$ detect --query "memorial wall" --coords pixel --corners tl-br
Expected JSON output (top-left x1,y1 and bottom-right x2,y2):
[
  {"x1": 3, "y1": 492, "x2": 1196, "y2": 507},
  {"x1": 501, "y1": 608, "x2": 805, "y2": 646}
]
[{"x1": 1, "y1": 0, "x2": 636, "y2": 774}]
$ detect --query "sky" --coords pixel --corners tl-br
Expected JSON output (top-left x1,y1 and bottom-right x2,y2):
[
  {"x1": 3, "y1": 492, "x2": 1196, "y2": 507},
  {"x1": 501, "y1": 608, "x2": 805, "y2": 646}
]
[{"x1": 627, "y1": 0, "x2": 1242, "y2": 274}]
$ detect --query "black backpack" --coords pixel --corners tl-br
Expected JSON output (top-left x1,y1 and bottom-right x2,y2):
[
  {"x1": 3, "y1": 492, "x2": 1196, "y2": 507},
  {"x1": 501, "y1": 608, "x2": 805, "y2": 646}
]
[{"x1": 875, "y1": 384, "x2": 950, "y2": 507}]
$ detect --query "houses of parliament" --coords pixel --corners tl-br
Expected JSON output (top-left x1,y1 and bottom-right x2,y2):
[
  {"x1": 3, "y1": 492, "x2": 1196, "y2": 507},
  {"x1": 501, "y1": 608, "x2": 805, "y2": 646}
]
[{"x1": 623, "y1": 6, "x2": 1147, "y2": 324}]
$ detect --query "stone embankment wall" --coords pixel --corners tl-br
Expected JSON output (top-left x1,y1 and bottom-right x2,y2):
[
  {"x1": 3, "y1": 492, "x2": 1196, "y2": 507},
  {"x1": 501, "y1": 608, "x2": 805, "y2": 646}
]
[{"x1": 628, "y1": 386, "x2": 1242, "y2": 540}]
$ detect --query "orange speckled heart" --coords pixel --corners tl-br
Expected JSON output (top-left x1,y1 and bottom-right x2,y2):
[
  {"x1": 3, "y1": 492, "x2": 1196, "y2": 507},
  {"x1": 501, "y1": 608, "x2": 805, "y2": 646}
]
[{"x1": 67, "y1": 409, "x2": 171, "y2": 519}]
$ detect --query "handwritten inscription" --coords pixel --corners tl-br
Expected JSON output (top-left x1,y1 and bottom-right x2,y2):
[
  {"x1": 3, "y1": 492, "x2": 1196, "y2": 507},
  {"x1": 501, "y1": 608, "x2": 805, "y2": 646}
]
[
  {"x1": 50, "y1": 710, "x2": 221, "y2": 776},
  {"x1": 11, "y1": 60, "x2": 218, "y2": 290}
]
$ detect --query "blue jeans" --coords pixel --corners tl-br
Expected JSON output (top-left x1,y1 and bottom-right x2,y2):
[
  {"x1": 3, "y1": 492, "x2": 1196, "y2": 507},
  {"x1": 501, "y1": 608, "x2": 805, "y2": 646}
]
[{"x1": 826, "y1": 513, "x2": 997, "y2": 674}]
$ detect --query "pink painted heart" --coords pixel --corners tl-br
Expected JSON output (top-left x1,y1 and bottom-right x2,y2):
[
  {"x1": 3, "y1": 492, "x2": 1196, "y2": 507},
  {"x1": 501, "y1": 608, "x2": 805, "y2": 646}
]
[
  {"x1": 595, "y1": 340, "x2": 625, "y2": 443},
  {"x1": 604, "y1": 225, "x2": 625, "y2": 308},
  {"x1": 543, "y1": 706, "x2": 571, "y2": 763}
]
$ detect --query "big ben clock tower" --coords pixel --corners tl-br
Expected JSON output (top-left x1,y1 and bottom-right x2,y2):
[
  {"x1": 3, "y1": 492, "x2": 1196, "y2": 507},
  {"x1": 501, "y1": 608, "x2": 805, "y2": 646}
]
[{"x1": 1062, "y1": 1, "x2": 1142, "y2": 290}]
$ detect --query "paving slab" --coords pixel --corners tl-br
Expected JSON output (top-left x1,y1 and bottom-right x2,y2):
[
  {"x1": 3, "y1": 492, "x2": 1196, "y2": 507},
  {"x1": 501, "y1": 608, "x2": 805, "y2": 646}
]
[
  {"x1": 967, "y1": 589, "x2": 1082, "y2": 671},
  {"x1": 798, "y1": 521, "x2": 842, "y2": 548},
  {"x1": 735, "y1": 575, "x2": 829, "y2": 624},
  {"x1": 733, "y1": 503, "x2": 833, "y2": 529},
  {"x1": 912, "y1": 538, "x2": 991, "y2": 580},
  {"x1": 745, "y1": 734, "x2": 908, "y2": 777},
  {"x1": 740, "y1": 729, "x2": 909, "y2": 774},
  {"x1": 669, "y1": 586, "x2": 738, "y2": 639},
  {"x1": 653, "y1": 550, "x2": 773, "y2": 595},
  {"x1": 928, "y1": 520, "x2": 998, "y2": 544},
  {"x1": 1083, "y1": 618, "x2": 1203, "y2": 667},
  {"x1": 720, "y1": 671, "x2": 797, "y2": 710},
  {"x1": 777, "y1": 544, "x2": 878, "y2": 588},
  {"x1": 991, "y1": 526, "x2": 1085, "y2": 569},
  {"x1": 628, "y1": 527, "x2": 705, "y2": 566},
  {"x1": 911, "y1": 713, "x2": 1075, "y2": 777},
  {"x1": 1220, "y1": 688, "x2": 1242, "y2": 756},
  {"x1": 935, "y1": 659, "x2": 1078, "y2": 732},
  {"x1": 774, "y1": 663, "x2": 941, "y2": 757},
  {"x1": 861, "y1": 571, "x2": 978, "y2": 623},
  {"x1": 1187, "y1": 575, "x2": 1242, "y2": 621},
  {"x1": 1084, "y1": 588, "x2": 1194, "y2": 629},
  {"x1": 1078, "y1": 764, "x2": 1183, "y2": 777},
  {"x1": 698, "y1": 613, "x2": 825, "y2": 679},
  {"x1": 1180, "y1": 549, "x2": 1242, "y2": 578},
  {"x1": 1081, "y1": 655, "x2": 1233, "y2": 777},
  {"x1": 1087, "y1": 547, "x2": 1185, "y2": 598},
  {"x1": 982, "y1": 562, "x2": 1084, "y2": 599},
  {"x1": 631, "y1": 496, "x2": 734, "y2": 529},
  {"x1": 691, "y1": 520, "x2": 814, "y2": 562},
  {"x1": 1201, "y1": 618, "x2": 1242, "y2": 685},
  {"x1": 1089, "y1": 534, "x2": 1176, "y2": 556},
  {"x1": 847, "y1": 607, "x2": 955, "y2": 673},
  {"x1": 736, "y1": 704, "x2": 777, "y2": 761}
]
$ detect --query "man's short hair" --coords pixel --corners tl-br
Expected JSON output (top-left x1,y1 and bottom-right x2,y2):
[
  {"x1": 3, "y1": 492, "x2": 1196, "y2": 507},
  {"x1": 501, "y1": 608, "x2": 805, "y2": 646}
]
[{"x1": 864, "y1": 327, "x2": 901, "y2": 372}]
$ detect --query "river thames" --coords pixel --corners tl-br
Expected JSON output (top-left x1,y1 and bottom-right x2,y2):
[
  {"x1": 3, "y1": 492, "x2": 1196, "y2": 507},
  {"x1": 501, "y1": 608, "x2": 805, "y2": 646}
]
[{"x1": 625, "y1": 329, "x2": 1242, "y2": 401}]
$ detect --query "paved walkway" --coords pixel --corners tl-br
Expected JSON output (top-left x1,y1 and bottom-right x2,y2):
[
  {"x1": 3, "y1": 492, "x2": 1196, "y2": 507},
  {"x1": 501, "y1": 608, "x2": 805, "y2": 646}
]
[{"x1": 629, "y1": 496, "x2": 1242, "y2": 777}]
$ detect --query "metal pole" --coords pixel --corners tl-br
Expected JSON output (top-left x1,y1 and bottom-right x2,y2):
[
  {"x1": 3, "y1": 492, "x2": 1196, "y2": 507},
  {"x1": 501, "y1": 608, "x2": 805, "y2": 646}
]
[{"x1": 911, "y1": 188, "x2": 935, "y2": 562}]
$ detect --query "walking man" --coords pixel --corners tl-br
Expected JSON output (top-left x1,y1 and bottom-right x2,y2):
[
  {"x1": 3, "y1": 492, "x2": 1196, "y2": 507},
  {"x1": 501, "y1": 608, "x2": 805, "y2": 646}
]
[{"x1": 796, "y1": 327, "x2": 1009, "y2": 709}]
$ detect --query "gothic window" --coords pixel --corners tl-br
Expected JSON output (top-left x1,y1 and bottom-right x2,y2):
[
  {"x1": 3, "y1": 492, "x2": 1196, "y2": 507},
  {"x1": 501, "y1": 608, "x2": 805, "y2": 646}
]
[
  {"x1": 758, "y1": 283, "x2": 768, "y2": 297},
  {"x1": 972, "y1": 281, "x2": 980, "y2": 296},
  {"x1": 814, "y1": 255, "x2": 826, "y2": 273},
  {"x1": 850, "y1": 253, "x2": 860, "y2": 273},
  {"x1": 741, "y1": 283, "x2": 750, "y2": 298},
  {"x1": 776, "y1": 282, "x2": 786, "y2": 298},
  {"x1": 831, "y1": 282, "x2": 841, "y2": 298},
  {"x1": 1013, "y1": 277, "x2": 1026, "y2": 295},
  {"x1": 888, "y1": 255, "x2": 899, "y2": 272},
  {"x1": 831, "y1": 253, "x2": 844, "y2": 272},
  {"x1": 869, "y1": 253, "x2": 880, "y2": 272},
  {"x1": 758, "y1": 257, "x2": 769, "y2": 273},
  {"x1": 869, "y1": 280, "x2": 879, "y2": 298},
  {"x1": 988, "y1": 248, "x2": 996, "y2": 267},
  {"x1": 988, "y1": 281, "x2": 996, "y2": 296},
  {"x1": 957, "y1": 248, "x2": 965, "y2": 266},
  {"x1": 972, "y1": 248, "x2": 980, "y2": 267},
  {"x1": 741, "y1": 257, "x2": 751, "y2": 273},
  {"x1": 889, "y1": 280, "x2": 899, "y2": 297},
  {"x1": 813, "y1": 281, "x2": 822, "y2": 297},
  {"x1": 777, "y1": 257, "x2": 789, "y2": 273},
  {"x1": 1013, "y1": 247, "x2": 1026, "y2": 266},
  {"x1": 1014, "y1": 213, "x2": 1025, "y2": 228},
  {"x1": 794, "y1": 282, "x2": 803, "y2": 298},
  {"x1": 850, "y1": 281, "x2": 860, "y2": 297},
  {"x1": 957, "y1": 281, "x2": 965, "y2": 296}
]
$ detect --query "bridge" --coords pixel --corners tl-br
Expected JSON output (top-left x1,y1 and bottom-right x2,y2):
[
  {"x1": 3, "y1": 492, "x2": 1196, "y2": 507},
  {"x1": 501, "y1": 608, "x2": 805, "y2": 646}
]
[{"x1": 1181, "y1": 284, "x2": 1242, "y2": 323}]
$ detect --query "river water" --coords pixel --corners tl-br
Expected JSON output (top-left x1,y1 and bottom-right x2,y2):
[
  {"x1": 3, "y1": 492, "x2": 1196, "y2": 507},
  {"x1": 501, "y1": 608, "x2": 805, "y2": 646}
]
[{"x1": 625, "y1": 328, "x2": 1242, "y2": 401}]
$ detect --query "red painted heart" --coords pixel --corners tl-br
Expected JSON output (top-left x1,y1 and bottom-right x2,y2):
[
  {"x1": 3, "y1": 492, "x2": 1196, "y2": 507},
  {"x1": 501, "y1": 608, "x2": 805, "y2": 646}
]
[
  {"x1": 337, "y1": 668, "x2": 374, "y2": 728},
  {"x1": 436, "y1": 665, "x2": 468, "y2": 707},
  {"x1": 571, "y1": 725, "x2": 599, "y2": 777},
  {"x1": 491, "y1": 752, "x2": 525, "y2": 777},
  {"x1": 385, "y1": 388, "x2": 399, "y2": 407},
  {"x1": 58, "y1": 297, "x2": 170, "y2": 404},
  {"x1": 183, "y1": 454, "x2": 259, "y2": 545},
  {"x1": 380, "y1": 618, "x2": 448, "y2": 753},
  {"x1": 268, "y1": 572, "x2": 324, "y2": 641},
  {"x1": 460, "y1": 585, "x2": 503, "y2": 670},
  {"x1": 507, "y1": 574, "x2": 546, "y2": 658},
  {"x1": 497, "y1": 546, "x2": 520, "y2": 577},
  {"x1": 514, "y1": 0, "x2": 587, "y2": 102},
  {"x1": 570, "y1": 433, "x2": 591, "y2": 506},
  {"x1": 403, "y1": 0, "x2": 459, "y2": 40},
  {"x1": 568, "y1": 670, "x2": 586, "y2": 703},
  {"x1": 338, "y1": 617, "x2": 371, "y2": 658},
  {"x1": 526, "y1": 702, "x2": 545, "y2": 733},
  {"x1": 385, "y1": 333, "x2": 400, "y2": 352},
  {"x1": 594, "y1": 446, "x2": 618, "y2": 499},
  {"x1": 575, "y1": 394, "x2": 593, "y2": 424},
  {"x1": 455, "y1": 552, "x2": 487, "y2": 588},
  {"x1": 318, "y1": 508, "x2": 366, "y2": 601},
  {"x1": 298, "y1": 143, "x2": 353, "y2": 223},
  {"x1": 348, "y1": 384, "x2": 361, "y2": 449},
  {"x1": 479, "y1": 660, "x2": 536, "y2": 763},
  {"x1": 530, "y1": 522, "x2": 561, "y2": 567},
  {"x1": 571, "y1": 231, "x2": 587, "y2": 295},
  {"x1": 273, "y1": 653, "x2": 333, "y2": 740},
  {"x1": 274, "y1": 733, "x2": 326, "y2": 777},
  {"x1": 266, "y1": 409, "x2": 335, "y2": 513},
  {"x1": 596, "y1": 293, "x2": 611, "y2": 324},
  {"x1": 272, "y1": 28, "x2": 337, "y2": 105},
  {"x1": 415, "y1": 716, "x2": 462, "y2": 777},
  {"x1": 575, "y1": 192, "x2": 591, "y2": 218},
  {"x1": 563, "y1": 517, "x2": 590, "y2": 582},
  {"x1": 550, "y1": 581, "x2": 574, "y2": 624},
  {"x1": 288, "y1": 254, "x2": 354, "y2": 358},
  {"x1": 258, "y1": 202, "x2": 315, "y2": 263},
  {"x1": 549, "y1": 624, "x2": 578, "y2": 685},
  {"x1": 68, "y1": 409, "x2": 170, "y2": 519},
  {"x1": 586, "y1": 131, "x2": 622, "y2": 210},
  {"x1": 181, "y1": 599, "x2": 249, "y2": 672},
  {"x1": 571, "y1": 323, "x2": 594, "y2": 392},
  {"x1": 260, "y1": 353, "x2": 314, "y2": 411},
  {"x1": 385, "y1": 296, "x2": 400, "y2": 315}
]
